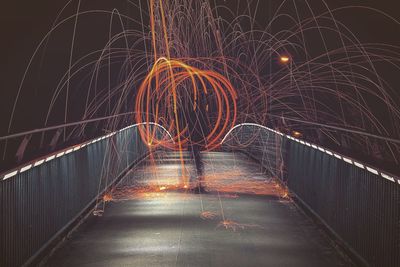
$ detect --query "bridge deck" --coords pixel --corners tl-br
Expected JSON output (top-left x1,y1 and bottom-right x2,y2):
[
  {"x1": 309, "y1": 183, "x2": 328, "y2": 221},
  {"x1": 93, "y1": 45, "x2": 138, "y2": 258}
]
[{"x1": 44, "y1": 152, "x2": 349, "y2": 267}]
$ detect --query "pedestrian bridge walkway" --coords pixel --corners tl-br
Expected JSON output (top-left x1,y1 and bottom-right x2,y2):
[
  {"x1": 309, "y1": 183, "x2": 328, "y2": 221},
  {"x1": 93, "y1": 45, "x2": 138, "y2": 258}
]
[
  {"x1": 44, "y1": 152, "x2": 348, "y2": 267},
  {"x1": 1, "y1": 123, "x2": 398, "y2": 267}
]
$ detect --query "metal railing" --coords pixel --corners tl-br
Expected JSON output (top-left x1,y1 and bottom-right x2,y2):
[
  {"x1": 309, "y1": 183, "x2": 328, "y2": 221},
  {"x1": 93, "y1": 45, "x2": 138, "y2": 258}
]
[
  {"x1": 1, "y1": 121, "x2": 398, "y2": 266},
  {"x1": 0, "y1": 123, "x2": 169, "y2": 267},
  {"x1": 222, "y1": 123, "x2": 400, "y2": 267}
]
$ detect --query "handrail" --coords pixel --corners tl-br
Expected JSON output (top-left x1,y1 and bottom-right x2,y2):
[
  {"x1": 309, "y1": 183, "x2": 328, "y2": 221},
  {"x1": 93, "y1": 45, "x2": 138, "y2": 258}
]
[
  {"x1": 1, "y1": 122, "x2": 174, "y2": 181},
  {"x1": 221, "y1": 123, "x2": 400, "y2": 184}
]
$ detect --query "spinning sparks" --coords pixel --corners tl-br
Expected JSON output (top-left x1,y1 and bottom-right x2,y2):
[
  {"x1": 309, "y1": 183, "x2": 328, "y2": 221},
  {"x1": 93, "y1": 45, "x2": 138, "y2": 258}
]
[
  {"x1": 3, "y1": 0, "x2": 400, "y2": 170},
  {"x1": 135, "y1": 57, "x2": 237, "y2": 151},
  {"x1": 2, "y1": 0, "x2": 400, "y2": 220},
  {"x1": 136, "y1": 0, "x2": 237, "y2": 152},
  {"x1": 135, "y1": 0, "x2": 237, "y2": 186}
]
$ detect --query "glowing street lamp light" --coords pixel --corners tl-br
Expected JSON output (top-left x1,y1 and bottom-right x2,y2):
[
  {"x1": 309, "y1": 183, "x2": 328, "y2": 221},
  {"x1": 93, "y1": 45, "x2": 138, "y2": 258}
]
[
  {"x1": 280, "y1": 55, "x2": 292, "y2": 87},
  {"x1": 280, "y1": 56, "x2": 290, "y2": 63},
  {"x1": 292, "y1": 130, "x2": 302, "y2": 138}
]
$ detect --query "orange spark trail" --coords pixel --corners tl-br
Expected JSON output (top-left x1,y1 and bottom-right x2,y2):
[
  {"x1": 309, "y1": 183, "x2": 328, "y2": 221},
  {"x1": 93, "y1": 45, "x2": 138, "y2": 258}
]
[{"x1": 135, "y1": 0, "x2": 238, "y2": 187}]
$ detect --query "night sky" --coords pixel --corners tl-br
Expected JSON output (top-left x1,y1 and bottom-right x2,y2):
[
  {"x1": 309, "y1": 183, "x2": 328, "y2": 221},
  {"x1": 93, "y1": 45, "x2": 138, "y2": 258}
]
[{"x1": 1, "y1": 0, "x2": 400, "y2": 170}]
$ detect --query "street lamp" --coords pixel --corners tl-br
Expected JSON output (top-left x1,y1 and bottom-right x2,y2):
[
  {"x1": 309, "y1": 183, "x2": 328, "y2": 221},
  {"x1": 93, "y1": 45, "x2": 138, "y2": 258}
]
[
  {"x1": 280, "y1": 55, "x2": 292, "y2": 87},
  {"x1": 280, "y1": 56, "x2": 290, "y2": 63}
]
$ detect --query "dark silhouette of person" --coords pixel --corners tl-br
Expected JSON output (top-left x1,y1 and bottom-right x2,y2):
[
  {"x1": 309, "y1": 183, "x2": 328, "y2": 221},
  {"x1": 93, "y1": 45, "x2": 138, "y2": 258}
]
[{"x1": 184, "y1": 91, "x2": 208, "y2": 192}]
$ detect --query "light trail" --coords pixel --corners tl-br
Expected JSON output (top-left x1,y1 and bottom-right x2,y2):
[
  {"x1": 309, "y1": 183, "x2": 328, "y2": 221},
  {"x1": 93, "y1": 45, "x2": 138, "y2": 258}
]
[
  {"x1": 4, "y1": 0, "x2": 400, "y2": 166},
  {"x1": 2, "y1": 0, "x2": 400, "y2": 222},
  {"x1": 135, "y1": 57, "x2": 238, "y2": 151},
  {"x1": 135, "y1": 0, "x2": 238, "y2": 186}
]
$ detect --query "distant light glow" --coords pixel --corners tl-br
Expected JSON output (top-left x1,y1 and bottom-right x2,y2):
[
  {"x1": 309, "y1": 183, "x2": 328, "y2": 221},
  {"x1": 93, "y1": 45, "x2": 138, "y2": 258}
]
[
  {"x1": 280, "y1": 56, "x2": 290, "y2": 63},
  {"x1": 292, "y1": 131, "x2": 302, "y2": 138}
]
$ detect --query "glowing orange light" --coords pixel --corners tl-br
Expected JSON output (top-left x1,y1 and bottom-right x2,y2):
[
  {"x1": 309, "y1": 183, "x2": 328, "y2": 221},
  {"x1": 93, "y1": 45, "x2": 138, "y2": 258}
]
[
  {"x1": 135, "y1": 58, "x2": 238, "y2": 152},
  {"x1": 280, "y1": 56, "x2": 290, "y2": 63},
  {"x1": 292, "y1": 131, "x2": 302, "y2": 138},
  {"x1": 103, "y1": 193, "x2": 113, "y2": 202},
  {"x1": 135, "y1": 0, "x2": 238, "y2": 186}
]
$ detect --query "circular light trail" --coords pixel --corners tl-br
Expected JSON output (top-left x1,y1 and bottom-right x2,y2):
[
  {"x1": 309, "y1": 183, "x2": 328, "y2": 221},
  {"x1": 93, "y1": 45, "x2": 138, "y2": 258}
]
[{"x1": 135, "y1": 57, "x2": 237, "y2": 152}]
